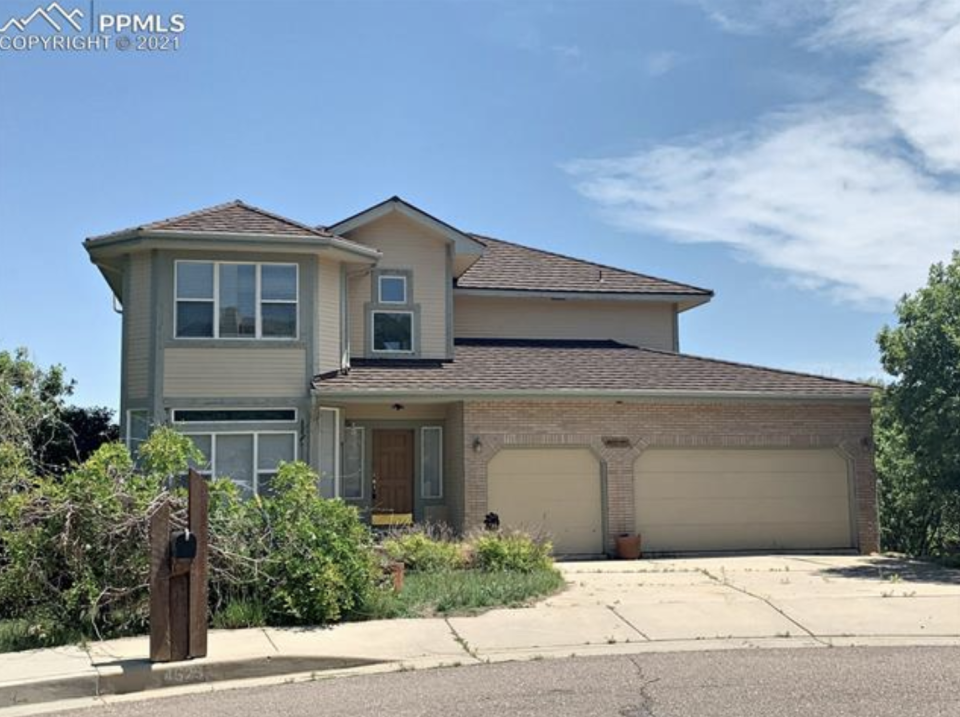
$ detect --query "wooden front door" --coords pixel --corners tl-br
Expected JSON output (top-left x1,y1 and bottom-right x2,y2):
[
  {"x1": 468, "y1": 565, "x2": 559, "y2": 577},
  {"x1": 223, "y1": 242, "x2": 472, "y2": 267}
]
[{"x1": 372, "y1": 429, "x2": 414, "y2": 514}]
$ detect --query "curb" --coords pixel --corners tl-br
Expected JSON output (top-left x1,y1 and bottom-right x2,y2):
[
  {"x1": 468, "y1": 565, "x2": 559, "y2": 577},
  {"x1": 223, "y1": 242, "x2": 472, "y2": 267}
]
[{"x1": 0, "y1": 655, "x2": 382, "y2": 710}]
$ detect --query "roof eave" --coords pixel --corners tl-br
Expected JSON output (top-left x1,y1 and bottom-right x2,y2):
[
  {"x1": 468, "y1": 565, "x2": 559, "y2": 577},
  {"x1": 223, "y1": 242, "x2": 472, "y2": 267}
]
[
  {"x1": 453, "y1": 287, "x2": 713, "y2": 306},
  {"x1": 311, "y1": 387, "x2": 874, "y2": 403},
  {"x1": 84, "y1": 229, "x2": 382, "y2": 262}
]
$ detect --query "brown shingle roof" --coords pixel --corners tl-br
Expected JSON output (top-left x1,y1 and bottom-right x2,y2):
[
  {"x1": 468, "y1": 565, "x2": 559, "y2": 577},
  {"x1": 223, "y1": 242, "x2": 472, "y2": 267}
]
[
  {"x1": 88, "y1": 200, "x2": 339, "y2": 241},
  {"x1": 314, "y1": 339, "x2": 873, "y2": 398},
  {"x1": 456, "y1": 235, "x2": 712, "y2": 296},
  {"x1": 142, "y1": 200, "x2": 338, "y2": 237}
]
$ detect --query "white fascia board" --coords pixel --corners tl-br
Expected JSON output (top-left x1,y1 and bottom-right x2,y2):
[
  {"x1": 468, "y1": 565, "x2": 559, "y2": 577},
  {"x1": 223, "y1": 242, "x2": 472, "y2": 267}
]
[
  {"x1": 84, "y1": 230, "x2": 382, "y2": 262},
  {"x1": 310, "y1": 388, "x2": 874, "y2": 403},
  {"x1": 453, "y1": 288, "x2": 712, "y2": 306}
]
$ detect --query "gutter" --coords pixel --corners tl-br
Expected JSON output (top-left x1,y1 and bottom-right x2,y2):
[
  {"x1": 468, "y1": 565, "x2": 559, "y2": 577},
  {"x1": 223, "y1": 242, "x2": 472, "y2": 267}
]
[
  {"x1": 453, "y1": 287, "x2": 712, "y2": 308},
  {"x1": 309, "y1": 387, "x2": 875, "y2": 403},
  {"x1": 84, "y1": 230, "x2": 382, "y2": 261}
]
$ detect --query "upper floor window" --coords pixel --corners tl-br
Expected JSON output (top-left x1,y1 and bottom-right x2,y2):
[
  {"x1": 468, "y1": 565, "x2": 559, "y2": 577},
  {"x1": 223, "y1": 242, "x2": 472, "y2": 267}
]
[
  {"x1": 378, "y1": 275, "x2": 407, "y2": 304},
  {"x1": 175, "y1": 261, "x2": 298, "y2": 339},
  {"x1": 372, "y1": 310, "x2": 413, "y2": 353}
]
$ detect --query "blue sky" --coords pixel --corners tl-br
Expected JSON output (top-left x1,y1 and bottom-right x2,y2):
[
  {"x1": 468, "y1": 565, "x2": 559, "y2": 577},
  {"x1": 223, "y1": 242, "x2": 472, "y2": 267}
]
[{"x1": 1, "y1": 0, "x2": 957, "y2": 411}]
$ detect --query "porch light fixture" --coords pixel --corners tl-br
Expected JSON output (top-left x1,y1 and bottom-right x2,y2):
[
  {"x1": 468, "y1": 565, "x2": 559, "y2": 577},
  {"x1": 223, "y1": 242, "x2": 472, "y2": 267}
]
[
  {"x1": 472, "y1": 437, "x2": 483, "y2": 453},
  {"x1": 391, "y1": 403, "x2": 405, "y2": 411}
]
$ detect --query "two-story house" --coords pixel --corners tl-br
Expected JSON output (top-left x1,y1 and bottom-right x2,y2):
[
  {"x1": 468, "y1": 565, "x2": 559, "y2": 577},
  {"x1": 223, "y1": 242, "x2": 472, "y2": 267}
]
[{"x1": 84, "y1": 197, "x2": 878, "y2": 556}]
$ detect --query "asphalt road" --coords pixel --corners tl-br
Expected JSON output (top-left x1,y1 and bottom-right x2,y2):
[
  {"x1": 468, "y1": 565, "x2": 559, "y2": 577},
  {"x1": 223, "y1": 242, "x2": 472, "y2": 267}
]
[{"x1": 55, "y1": 647, "x2": 960, "y2": 717}]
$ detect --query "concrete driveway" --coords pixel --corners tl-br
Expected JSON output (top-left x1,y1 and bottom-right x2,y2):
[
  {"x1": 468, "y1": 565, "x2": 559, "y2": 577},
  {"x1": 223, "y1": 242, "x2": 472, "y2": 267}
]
[
  {"x1": 4, "y1": 555, "x2": 959, "y2": 714},
  {"x1": 446, "y1": 554, "x2": 960, "y2": 659}
]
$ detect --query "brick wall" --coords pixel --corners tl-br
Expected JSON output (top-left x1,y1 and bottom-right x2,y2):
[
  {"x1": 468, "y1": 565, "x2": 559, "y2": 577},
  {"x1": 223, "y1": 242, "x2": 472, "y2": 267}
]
[{"x1": 460, "y1": 399, "x2": 878, "y2": 554}]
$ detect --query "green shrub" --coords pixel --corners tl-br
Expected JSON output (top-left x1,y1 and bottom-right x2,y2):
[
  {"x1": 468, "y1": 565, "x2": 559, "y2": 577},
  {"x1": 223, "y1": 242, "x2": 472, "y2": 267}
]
[
  {"x1": 468, "y1": 531, "x2": 554, "y2": 573},
  {"x1": 257, "y1": 462, "x2": 379, "y2": 624},
  {"x1": 381, "y1": 530, "x2": 465, "y2": 572},
  {"x1": 0, "y1": 428, "x2": 380, "y2": 650},
  {"x1": 0, "y1": 433, "x2": 182, "y2": 643},
  {"x1": 210, "y1": 599, "x2": 267, "y2": 629}
]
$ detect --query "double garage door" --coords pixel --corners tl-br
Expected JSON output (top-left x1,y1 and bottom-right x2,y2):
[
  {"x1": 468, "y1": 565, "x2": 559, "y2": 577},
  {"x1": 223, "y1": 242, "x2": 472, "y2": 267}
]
[
  {"x1": 634, "y1": 449, "x2": 854, "y2": 552},
  {"x1": 487, "y1": 447, "x2": 853, "y2": 555}
]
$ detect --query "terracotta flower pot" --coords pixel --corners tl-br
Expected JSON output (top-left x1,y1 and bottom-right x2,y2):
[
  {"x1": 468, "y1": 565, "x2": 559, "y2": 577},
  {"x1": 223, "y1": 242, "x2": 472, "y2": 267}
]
[
  {"x1": 389, "y1": 561, "x2": 405, "y2": 592},
  {"x1": 616, "y1": 534, "x2": 642, "y2": 560}
]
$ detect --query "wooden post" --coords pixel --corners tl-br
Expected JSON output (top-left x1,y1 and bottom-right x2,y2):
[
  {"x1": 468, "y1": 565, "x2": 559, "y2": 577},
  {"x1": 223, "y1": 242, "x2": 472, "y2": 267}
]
[
  {"x1": 148, "y1": 502, "x2": 171, "y2": 662},
  {"x1": 188, "y1": 469, "x2": 209, "y2": 658},
  {"x1": 149, "y1": 469, "x2": 208, "y2": 662}
]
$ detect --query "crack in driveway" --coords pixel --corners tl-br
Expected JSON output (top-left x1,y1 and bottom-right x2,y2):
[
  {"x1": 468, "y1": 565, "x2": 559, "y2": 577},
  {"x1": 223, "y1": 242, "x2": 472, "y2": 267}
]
[
  {"x1": 698, "y1": 568, "x2": 830, "y2": 646},
  {"x1": 606, "y1": 604, "x2": 653, "y2": 641}
]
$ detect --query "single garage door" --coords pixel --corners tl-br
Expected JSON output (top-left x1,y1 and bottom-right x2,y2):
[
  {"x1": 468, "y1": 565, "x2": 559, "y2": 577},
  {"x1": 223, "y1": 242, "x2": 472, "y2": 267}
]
[
  {"x1": 634, "y1": 449, "x2": 852, "y2": 552},
  {"x1": 487, "y1": 448, "x2": 603, "y2": 555}
]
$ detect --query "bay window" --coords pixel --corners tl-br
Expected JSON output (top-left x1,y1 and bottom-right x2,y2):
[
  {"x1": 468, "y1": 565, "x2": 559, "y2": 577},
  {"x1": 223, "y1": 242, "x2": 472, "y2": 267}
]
[
  {"x1": 175, "y1": 261, "x2": 298, "y2": 339},
  {"x1": 185, "y1": 431, "x2": 297, "y2": 497}
]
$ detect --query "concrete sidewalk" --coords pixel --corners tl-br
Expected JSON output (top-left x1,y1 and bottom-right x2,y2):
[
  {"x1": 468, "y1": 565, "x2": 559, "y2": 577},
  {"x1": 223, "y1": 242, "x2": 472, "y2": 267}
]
[{"x1": 2, "y1": 555, "x2": 958, "y2": 715}]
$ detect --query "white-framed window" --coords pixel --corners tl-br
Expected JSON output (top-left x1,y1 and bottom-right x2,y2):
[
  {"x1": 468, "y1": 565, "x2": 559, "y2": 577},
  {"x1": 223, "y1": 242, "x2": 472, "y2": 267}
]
[
  {"x1": 372, "y1": 310, "x2": 413, "y2": 353},
  {"x1": 175, "y1": 260, "x2": 298, "y2": 340},
  {"x1": 172, "y1": 408, "x2": 297, "y2": 423},
  {"x1": 378, "y1": 275, "x2": 407, "y2": 304},
  {"x1": 341, "y1": 425, "x2": 365, "y2": 499},
  {"x1": 421, "y1": 426, "x2": 443, "y2": 499},
  {"x1": 126, "y1": 409, "x2": 151, "y2": 454},
  {"x1": 183, "y1": 431, "x2": 297, "y2": 497}
]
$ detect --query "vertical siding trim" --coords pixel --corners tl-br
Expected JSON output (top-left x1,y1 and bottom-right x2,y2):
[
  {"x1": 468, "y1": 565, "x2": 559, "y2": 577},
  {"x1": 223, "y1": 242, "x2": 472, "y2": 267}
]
[
  {"x1": 119, "y1": 255, "x2": 131, "y2": 437},
  {"x1": 149, "y1": 249, "x2": 163, "y2": 425}
]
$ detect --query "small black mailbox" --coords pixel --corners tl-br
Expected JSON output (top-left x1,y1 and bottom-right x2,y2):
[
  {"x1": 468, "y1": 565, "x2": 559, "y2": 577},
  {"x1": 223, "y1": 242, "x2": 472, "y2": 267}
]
[{"x1": 171, "y1": 530, "x2": 197, "y2": 561}]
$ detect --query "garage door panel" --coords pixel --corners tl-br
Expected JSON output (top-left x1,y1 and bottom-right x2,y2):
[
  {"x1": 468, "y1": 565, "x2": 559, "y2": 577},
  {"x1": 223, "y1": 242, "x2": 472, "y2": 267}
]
[
  {"x1": 638, "y1": 497, "x2": 852, "y2": 527},
  {"x1": 491, "y1": 450, "x2": 598, "y2": 476},
  {"x1": 639, "y1": 521, "x2": 852, "y2": 553},
  {"x1": 634, "y1": 449, "x2": 852, "y2": 552},
  {"x1": 636, "y1": 472, "x2": 850, "y2": 500},
  {"x1": 638, "y1": 450, "x2": 845, "y2": 474},
  {"x1": 488, "y1": 448, "x2": 602, "y2": 555}
]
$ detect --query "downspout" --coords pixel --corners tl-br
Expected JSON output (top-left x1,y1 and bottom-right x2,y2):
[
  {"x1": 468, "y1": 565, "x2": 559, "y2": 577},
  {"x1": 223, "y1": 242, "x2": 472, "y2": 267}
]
[{"x1": 673, "y1": 303, "x2": 680, "y2": 353}]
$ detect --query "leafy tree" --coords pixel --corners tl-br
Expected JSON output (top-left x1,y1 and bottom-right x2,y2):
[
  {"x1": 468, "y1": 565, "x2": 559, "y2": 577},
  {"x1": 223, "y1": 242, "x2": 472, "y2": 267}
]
[
  {"x1": 38, "y1": 406, "x2": 121, "y2": 476},
  {"x1": 0, "y1": 347, "x2": 73, "y2": 473},
  {"x1": 0, "y1": 348, "x2": 118, "y2": 477},
  {"x1": 876, "y1": 251, "x2": 960, "y2": 555}
]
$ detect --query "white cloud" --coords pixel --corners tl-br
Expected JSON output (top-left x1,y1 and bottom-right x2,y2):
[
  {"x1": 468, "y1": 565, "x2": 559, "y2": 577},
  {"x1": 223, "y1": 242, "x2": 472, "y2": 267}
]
[
  {"x1": 643, "y1": 50, "x2": 684, "y2": 77},
  {"x1": 567, "y1": 0, "x2": 960, "y2": 308},
  {"x1": 810, "y1": 0, "x2": 960, "y2": 173}
]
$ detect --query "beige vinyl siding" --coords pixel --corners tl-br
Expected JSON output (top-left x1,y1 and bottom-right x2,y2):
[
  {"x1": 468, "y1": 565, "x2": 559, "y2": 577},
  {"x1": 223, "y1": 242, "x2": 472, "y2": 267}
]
[
  {"x1": 125, "y1": 252, "x2": 152, "y2": 399},
  {"x1": 163, "y1": 348, "x2": 307, "y2": 398},
  {"x1": 454, "y1": 295, "x2": 676, "y2": 350},
  {"x1": 487, "y1": 448, "x2": 603, "y2": 555},
  {"x1": 348, "y1": 271, "x2": 369, "y2": 361},
  {"x1": 634, "y1": 448, "x2": 853, "y2": 552},
  {"x1": 316, "y1": 258, "x2": 341, "y2": 374},
  {"x1": 344, "y1": 212, "x2": 449, "y2": 358}
]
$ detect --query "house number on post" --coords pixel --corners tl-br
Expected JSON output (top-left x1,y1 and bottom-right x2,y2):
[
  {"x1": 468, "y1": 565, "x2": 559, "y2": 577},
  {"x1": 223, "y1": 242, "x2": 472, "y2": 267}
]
[{"x1": 149, "y1": 469, "x2": 209, "y2": 662}]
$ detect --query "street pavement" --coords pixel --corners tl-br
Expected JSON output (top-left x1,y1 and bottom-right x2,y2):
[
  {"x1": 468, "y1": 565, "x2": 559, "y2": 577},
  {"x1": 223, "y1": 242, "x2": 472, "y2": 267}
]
[{"x1": 46, "y1": 647, "x2": 960, "y2": 717}]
